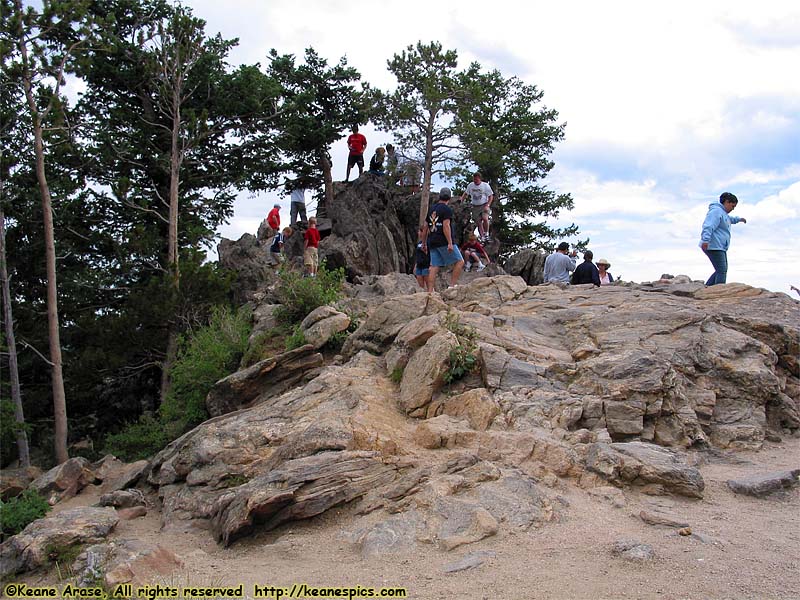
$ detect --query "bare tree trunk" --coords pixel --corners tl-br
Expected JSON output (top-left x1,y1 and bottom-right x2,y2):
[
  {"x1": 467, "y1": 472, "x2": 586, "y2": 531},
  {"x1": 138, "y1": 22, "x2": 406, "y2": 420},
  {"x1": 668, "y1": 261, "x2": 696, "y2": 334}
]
[
  {"x1": 419, "y1": 113, "x2": 436, "y2": 228},
  {"x1": 318, "y1": 152, "x2": 333, "y2": 218},
  {"x1": 16, "y1": 11, "x2": 69, "y2": 463},
  {"x1": 160, "y1": 86, "x2": 183, "y2": 403},
  {"x1": 0, "y1": 209, "x2": 31, "y2": 467}
]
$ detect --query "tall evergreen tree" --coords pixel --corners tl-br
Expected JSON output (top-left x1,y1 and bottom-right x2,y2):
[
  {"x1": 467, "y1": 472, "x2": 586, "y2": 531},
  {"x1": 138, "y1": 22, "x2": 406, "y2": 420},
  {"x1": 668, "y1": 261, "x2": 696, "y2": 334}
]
[
  {"x1": 377, "y1": 42, "x2": 462, "y2": 226},
  {"x1": 4, "y1": 0, "x2": 101, "y2": 463},
  {"x1": 452, "y1": 65, "x2": 580, "y2": 257}
]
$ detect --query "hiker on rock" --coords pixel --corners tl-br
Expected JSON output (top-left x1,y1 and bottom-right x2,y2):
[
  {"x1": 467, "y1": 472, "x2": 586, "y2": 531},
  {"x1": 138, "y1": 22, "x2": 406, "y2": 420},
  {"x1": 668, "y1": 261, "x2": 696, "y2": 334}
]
[
  {"x1": 289, "y1": 186, "x2": 308, "y2": 227},
  {"x1": 699, "y1": 192, "x2": 747, "y2": 286},
  {"x1": 421, "y1": 187, "x2": 464, "y2": 292},
  {"x1": 414, "y1": 226, "x2": 430, "y2": 289},
  {"x1": 543, "y1": 242, "x2": 577, "y2": 284},
  {"x1": 345, "y1": 125, "x2": 367, "y2": 181},
  {"x1": 267, "y1": 203, "x2": 281, "y2": 232},
  {"x1": 461, "y1": 172, "x2": 493, "y2": 243},
  {"x1": 369, "y1": 147, "x2": 386, "y2": 175},
  {"x1": 270, "y1": 227, "x2": 292, "y2": 265},
  {"x1": 303, "y1": 217, "x2": 321, "y2": 277},
  {"x1": 571, "y1": 250, "x2": 600, "y2": 286}
]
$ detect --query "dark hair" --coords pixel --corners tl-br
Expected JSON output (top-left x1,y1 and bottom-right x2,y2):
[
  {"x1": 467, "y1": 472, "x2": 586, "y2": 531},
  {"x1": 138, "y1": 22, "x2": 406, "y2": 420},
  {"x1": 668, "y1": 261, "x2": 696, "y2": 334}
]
[
  {"x1": 386, "y1": 144, "x2": 394, "y2": 151},
  {"x1": 352, "y1": 124, "x2": 359, "y2": 133},
  {"x1": 584, "y1": 250, "x2": 593, "y2": 260},
  {"x1": 720, "y1": 192, "x2": 738, "y2": 204},
  {"x1": 557, "y1": 242, "x2": 569, "y2": 252},
  {"x1": 473, "y1": 171, "x2": 482, "y2": 179}
]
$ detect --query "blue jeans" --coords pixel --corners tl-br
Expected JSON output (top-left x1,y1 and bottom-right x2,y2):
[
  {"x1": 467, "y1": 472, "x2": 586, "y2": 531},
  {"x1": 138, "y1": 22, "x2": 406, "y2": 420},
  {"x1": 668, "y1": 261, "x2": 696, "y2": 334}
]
[{"x1": 703, "y1": 249, "x2": 727, "y2": 286}]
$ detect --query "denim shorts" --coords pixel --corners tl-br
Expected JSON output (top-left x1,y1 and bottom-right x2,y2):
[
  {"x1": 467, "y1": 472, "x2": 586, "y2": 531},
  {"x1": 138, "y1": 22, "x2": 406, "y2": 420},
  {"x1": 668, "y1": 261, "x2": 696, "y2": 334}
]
[
  {"x1": 429, "y1": 245, "x2": 463, "y2": 267},
  {"x1": 414, "y1": 267, "x2": 430, "y2": 277}
]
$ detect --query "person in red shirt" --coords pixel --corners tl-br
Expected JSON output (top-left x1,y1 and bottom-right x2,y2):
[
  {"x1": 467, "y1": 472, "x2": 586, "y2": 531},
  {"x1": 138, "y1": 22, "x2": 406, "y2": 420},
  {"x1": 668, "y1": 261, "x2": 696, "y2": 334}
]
[
  {"x1": 303, "y1": 217, "x2": 321, "y2": 277},
  {"x1": 345, "y1": 125, "x2": 367, "y2": 182},
  {"x1": 267, "y1": 203, "x2": 281, "y2": 231},
  {"x1": 461, "y1": 234, "x2": 491, "y2": 272}
]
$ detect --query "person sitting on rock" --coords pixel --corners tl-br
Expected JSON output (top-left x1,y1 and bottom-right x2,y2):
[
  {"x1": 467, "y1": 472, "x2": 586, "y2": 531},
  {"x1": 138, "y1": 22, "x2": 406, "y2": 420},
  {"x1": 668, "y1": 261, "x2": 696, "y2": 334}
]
[
  {"x1": 461, "y1": 233, "x2": 490, "y2": 272},
  {"x1": 571, "y1": 250, "x2": 601, "y2": 286},
  {"x1": 369, "y1": 147, "x2": 386, "y2": 175},
  {"x1": 414, "y1": 226, "x2": 430, "y2": 289},
  {"x1": 597, "y1": 258, "x2": 614, "y2": 285},
  {"x1": 543, "y1": 242, "x2": 577, "y2": 284},
  {"x1": 421, "y1": 187, "x2": 464, "y2": 292}
]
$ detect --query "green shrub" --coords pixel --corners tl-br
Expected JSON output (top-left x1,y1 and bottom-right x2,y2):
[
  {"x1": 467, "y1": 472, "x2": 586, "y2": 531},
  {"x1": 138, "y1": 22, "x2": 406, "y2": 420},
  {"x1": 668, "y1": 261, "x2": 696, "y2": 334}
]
[
  {"x1": 323, "y1": 330, "x2": 348, "y2": 353},
  {"x1": 0, "y1": 489, "x2": 51, "y2": 539},
  {"x1": 390, "y1": 366, "x2": 404, "y2": 384},
  {"x1": 159, "y1": 306, "x2": 252, "y2": 431},
  {"x1": 102, "y1": 414, "x2": 171, "y2": 462},
  {"x1": 441, "y1": 311, "x2": 480, "y2": 384},
  {"x1": 104, "y1": 306, "x2": 251, "y2": 461},
  {"x1": 241, "y1": 327, "x2": 289, "y2": 367},
  {"x1": 273, "y1": 264, "x2": 345, "y2": 325},
  {"x1": 285, "y1": 324, "x2": 307, "y2": 350}
]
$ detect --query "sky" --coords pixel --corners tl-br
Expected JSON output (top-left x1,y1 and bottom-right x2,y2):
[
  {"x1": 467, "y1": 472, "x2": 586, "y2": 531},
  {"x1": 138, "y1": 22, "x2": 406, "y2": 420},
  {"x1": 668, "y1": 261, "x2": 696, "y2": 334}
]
[{"x1": 186, "y1": 0, "x2": 800, "y2": 294}]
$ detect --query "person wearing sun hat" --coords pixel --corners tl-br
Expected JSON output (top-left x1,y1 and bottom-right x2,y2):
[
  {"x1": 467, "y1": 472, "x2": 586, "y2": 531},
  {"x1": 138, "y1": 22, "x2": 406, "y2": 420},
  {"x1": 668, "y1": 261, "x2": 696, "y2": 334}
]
[{"x1": 596, "y1": 258, "x2": 613, "y2": 285}]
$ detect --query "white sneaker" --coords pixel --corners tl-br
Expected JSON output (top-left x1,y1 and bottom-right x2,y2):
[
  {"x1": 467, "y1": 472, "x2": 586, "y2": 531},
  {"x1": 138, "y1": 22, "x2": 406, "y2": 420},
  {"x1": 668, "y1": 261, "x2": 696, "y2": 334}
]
[
  {"x1": 476, "y1": 262, "x2": 486, "y2": 271},
  {"x1": 464, "y1": 263, "x2": 471, "y2": 272}
]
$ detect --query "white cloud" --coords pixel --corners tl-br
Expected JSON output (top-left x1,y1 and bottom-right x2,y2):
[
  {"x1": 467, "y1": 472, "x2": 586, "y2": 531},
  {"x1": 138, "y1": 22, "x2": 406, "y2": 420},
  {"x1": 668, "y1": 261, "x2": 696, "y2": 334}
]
[
  {"x1": 719, "y1": 164, "x2": 800, "y2": 186},
  {"x1": 752, "y1": 181, "x2": 800, "y2": 220}
]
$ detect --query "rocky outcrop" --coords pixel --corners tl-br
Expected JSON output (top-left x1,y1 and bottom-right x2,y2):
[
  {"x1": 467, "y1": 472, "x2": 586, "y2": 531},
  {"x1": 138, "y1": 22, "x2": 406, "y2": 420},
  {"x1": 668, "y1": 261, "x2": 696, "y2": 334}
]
[
  {"x1": 0, "y1": 507, "x2": 119, "y2": 578},
  {"x1": 300, "y1": 306, "x2": 351, "y2": 349},
  {"x1": 504, "y1": 248, "x2": 547, "y2": 285},
  {"x1": 29, "y1": 457, "x2": 97, "y2": 505},
  {"x1": 206, "y1": 345, "x2": 323, "y2": 417},
  {"x1": 218, "y1": 234, "x2": 277, "y2": 303},
  {"x1": 136, "y1": 275, "x2": 797, "y2": 552},
  {"x1": 73, "y1": 541, "x2": 182, "y2": 587},
  {"x1": 0, "y1": 467, "x2": 42, "y2": 500}
]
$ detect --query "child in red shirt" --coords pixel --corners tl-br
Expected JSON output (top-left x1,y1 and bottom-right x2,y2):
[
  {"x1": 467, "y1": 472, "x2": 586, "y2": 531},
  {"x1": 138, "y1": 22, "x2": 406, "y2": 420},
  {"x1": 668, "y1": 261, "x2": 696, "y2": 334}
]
[
  {"x1": 461, "y1": 234, "x2": 491, "y2": 272},
  {"x1": 303, "y1": 217, "x2": 321, "y2": 277}
]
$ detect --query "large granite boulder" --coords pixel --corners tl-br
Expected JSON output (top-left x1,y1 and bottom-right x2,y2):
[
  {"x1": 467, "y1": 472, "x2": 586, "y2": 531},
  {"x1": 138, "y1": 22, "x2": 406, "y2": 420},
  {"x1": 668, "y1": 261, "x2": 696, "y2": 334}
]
[
  {"x1": 504, "y1": 248, "x2": 547, "y2": 285},
  {"x1": 29, "y1": 457, "x2": 97, "y2": 505}
]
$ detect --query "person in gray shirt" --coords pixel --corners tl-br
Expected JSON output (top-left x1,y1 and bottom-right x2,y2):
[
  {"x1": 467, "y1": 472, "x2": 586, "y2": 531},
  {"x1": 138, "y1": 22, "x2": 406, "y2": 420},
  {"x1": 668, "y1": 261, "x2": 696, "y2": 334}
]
[{"x1": 543, "y1": 242, "x2": 577, "y2": 283}]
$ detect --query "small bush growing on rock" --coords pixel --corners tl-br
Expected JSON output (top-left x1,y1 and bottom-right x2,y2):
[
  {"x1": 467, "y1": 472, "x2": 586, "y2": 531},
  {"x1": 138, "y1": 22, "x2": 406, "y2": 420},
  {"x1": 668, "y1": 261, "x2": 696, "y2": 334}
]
[
  {"x1": 390, "y1": 366, "x2": 404, "y2": 383},
  {"x1": 285, "y1": 324, "x2": 307, "y2": 350},
  {"x1": 0, "y1": 489, "x2": 51, "y2": 539},
  {"x1": 273, "y1": 264, "x2": 345, "y2": 325},
  {"x1": 441, "y1": 311, "x2": 480, "y2": 384}
]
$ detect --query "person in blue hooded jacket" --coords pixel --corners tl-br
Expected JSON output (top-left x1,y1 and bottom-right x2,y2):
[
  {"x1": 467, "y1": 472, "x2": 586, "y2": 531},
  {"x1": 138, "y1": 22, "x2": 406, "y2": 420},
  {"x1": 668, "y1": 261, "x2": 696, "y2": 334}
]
[{"x1": 699, "y1": 192, "x2": 747, "y2": 286}]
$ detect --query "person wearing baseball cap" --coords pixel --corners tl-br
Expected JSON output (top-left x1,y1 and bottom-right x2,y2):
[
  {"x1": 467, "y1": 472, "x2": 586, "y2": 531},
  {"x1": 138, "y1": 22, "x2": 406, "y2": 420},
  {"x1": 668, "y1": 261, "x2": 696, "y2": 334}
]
[
  {"x1": 420, "y1": 187, "x2": 464, "y2": 292},
  {"x1": 267, "y1": 203, "x2": 281, "y2": 231}
]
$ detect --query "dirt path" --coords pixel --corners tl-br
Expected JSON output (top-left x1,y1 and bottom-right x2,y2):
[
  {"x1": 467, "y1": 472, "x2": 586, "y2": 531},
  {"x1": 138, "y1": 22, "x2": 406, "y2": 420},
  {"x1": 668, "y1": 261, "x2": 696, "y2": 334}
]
[{"x1": 22, "y1": 437, "x2": 800, "y2": 600}]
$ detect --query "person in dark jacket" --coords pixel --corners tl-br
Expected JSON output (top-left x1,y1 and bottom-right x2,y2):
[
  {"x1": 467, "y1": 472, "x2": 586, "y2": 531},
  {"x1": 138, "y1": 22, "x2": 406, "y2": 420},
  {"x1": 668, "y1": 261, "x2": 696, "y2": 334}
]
[{"x1": 571, "y1": 250, "x2": 601, "y2": 286}]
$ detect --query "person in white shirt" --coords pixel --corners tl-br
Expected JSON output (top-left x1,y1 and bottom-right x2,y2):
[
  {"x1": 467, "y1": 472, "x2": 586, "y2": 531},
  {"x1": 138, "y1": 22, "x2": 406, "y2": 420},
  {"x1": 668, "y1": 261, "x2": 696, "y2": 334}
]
[
  {"x1": 461, "y1": 172, "x2": 493, "y2": 243},
  {"x1": 289, "y1": 187, "x2": 307, "y2": 227}
]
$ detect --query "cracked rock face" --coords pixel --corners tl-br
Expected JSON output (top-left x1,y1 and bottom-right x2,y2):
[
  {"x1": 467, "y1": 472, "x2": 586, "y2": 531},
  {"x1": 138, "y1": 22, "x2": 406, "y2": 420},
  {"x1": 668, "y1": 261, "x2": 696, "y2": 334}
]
[{"x1": 139, "y1": 276, "x2": 797, "y2": 550}]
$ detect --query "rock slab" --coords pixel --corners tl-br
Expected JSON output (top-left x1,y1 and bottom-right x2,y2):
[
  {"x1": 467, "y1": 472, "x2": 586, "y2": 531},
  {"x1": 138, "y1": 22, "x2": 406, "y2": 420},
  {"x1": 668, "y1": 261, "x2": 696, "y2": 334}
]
[{"x1": 727, "y1": 469, "x2": 800, "y2": 497}]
